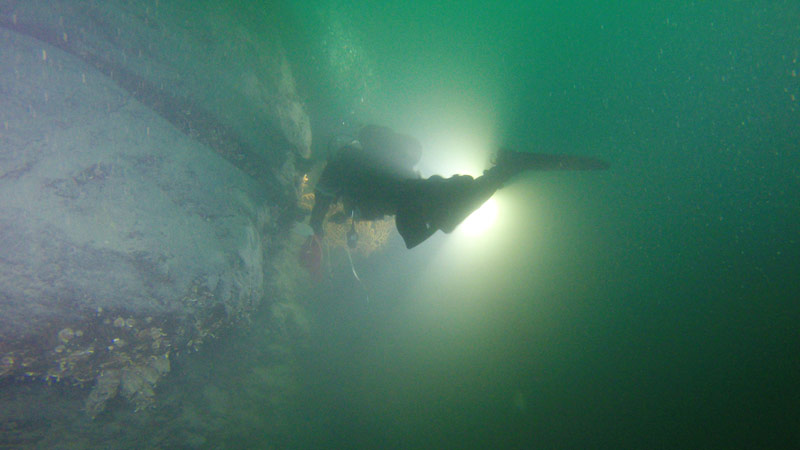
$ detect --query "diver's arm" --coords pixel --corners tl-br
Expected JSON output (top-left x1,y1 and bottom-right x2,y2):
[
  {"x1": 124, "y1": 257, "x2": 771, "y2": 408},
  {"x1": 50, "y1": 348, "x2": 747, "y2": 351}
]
[{"x1": 310, "y1": 190, "x2": 335, "y2": 236}]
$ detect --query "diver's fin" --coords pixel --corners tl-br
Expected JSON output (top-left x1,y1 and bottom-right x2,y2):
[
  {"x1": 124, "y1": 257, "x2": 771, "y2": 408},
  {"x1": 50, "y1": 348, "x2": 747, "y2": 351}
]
[
  {"x1": 395, "y1": 202, "x2": 437, "y2": 249},
  {"x1": 495, "y1": 149, "x2": 610, "y2": 172}
]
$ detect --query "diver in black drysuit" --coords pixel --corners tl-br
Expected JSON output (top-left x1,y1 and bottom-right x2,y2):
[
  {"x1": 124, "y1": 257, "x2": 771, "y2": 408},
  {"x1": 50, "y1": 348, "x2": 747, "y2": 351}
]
[{"x1": 309, "y1": 125, "x2": 608, "y2": 249}]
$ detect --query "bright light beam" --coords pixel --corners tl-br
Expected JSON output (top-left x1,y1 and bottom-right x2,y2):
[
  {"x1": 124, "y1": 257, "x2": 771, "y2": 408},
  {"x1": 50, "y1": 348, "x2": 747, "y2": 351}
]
[{"x1": 455, "y1": 197, "x2": 499, "y2": 237}]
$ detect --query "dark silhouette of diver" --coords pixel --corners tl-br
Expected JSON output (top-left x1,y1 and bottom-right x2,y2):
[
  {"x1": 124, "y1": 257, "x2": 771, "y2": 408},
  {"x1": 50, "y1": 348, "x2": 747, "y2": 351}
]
[{"x1": 308, "y1": 125, "x2": 609, "y2": 250}]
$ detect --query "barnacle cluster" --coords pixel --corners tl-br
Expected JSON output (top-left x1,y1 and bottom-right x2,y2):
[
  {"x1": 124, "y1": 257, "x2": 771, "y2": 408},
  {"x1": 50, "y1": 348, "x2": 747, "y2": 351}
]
[
  {"x1": 20, "y1": 310, "x2": 176, "y2": 417},
  {"x1": 0, "y1": 269, "x2": 265, "y2": 419},
  {"x1": 81, "y1": 272, "x2": 262, "y2": 417},
  {"x1": 180, "y1": 279, "x2": 230, "y2": 352},
  {"x1": 0, "y1": 308, "x2": 176, "y2": 418},
  {"x1": 85, "y1": 353, "x2": 170, "y2": 418},
  {"x1": 82, "y1": 313, "x2": 174, "y2": 417}
]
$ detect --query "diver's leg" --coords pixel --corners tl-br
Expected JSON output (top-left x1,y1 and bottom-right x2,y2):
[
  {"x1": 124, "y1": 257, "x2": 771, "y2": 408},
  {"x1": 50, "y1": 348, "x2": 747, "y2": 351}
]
[
  {"x1": 434, "y1": 175, "x2": 500, "y2": 233},
  {"x1": 394, "y1": 178, "x2": 441, "y2": 249},
  {"x1": 395, "y1": 175, "x2": 488, "y2": 246}
]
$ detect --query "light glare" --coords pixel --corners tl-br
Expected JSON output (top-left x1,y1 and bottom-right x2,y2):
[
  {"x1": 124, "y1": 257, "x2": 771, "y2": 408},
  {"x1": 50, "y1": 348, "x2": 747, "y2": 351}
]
[{"x1": 456, "y1": 197, "x2": 498, "y2": 237}]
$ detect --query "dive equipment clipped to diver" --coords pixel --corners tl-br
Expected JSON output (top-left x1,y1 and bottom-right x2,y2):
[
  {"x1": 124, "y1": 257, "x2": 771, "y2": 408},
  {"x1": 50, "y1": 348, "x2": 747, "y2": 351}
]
[
  {"x1": 347, "y1": 210, "x2": 359, "y2": 249},
  {"x1": 344, "y1": 210, "x2": 368, "y2": 301}
]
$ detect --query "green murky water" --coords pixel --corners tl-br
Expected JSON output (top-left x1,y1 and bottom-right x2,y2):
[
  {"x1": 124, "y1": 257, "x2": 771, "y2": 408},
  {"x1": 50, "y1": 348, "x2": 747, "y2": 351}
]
[
  {"x1": 5, "y1": 1, "x2": 796, "y2": 448},
  {"x1": 274, "y1": 1, "x2": 800, "y2": 448}
]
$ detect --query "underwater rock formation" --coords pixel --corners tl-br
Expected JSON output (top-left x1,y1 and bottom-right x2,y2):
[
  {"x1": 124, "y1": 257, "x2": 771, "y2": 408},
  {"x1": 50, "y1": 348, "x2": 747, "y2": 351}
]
[
  {"x1": 0, "y1": 0, "x2": 311, "y2": 160},
  {"x1": 0, "y1": 0, "x2": 310, "y2": 421}
]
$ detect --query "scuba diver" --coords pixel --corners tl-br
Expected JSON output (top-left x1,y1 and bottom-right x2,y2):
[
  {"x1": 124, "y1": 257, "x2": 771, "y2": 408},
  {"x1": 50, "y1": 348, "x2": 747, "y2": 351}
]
[{"x1": 304, "y1": 124, "x2": 609, "y2": 253}]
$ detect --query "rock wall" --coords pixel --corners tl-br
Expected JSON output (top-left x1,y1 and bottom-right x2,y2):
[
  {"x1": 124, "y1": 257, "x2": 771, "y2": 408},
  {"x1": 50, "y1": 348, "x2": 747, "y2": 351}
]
[
  {"x1": 0, "y1": 0, "x2": 311, "y2": 160},
  {"x1": 0, "y1": 0, "x2": 311, "y2": 418}
]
